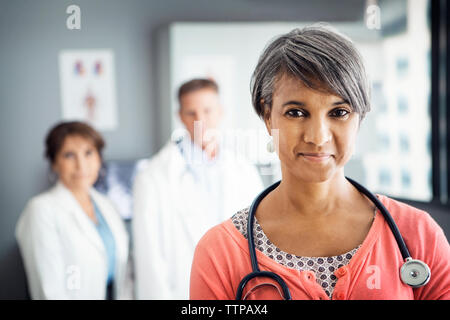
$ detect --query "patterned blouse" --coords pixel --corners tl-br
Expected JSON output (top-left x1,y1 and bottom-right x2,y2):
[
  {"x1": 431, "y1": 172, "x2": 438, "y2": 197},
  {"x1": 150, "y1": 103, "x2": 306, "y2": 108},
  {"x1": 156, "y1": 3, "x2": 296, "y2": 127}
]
[{"x1": 231, "y1": 207, "x2": 376, "y2": 299}]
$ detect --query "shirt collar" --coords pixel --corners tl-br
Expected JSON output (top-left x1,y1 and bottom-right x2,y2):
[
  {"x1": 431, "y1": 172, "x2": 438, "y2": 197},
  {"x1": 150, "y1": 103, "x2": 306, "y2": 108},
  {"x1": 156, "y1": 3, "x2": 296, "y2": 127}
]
[{"x1": 177, "y1": 136, "x2": 221, "y2": 164}]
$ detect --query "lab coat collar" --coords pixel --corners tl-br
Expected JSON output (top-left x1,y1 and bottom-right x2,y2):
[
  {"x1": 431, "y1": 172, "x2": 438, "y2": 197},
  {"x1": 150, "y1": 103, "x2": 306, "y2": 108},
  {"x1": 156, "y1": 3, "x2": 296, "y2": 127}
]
[
  {"x1": 171, "y1": 136, "x2": 225, "y2": 182},
  {"x1": 177, "y1": 136, "x2": 221, "y2": 165},
  {"x1": 51, "y1": 180, "x2": 106, "y2": 255},
  {"x1": 163, "y1": 138, "x2": 223, "y2": 245}
]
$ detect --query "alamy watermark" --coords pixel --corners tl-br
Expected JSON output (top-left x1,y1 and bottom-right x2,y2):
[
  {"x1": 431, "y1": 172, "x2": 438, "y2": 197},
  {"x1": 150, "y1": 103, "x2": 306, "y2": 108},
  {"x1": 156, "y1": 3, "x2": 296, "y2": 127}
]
[
  {"x1": 66, "y1": 5, "x2": 81, "y2": 30},
  {"x1": 366, "y1": 265, "x2": 381, "y2": 290},
  {"x1": 171, "y1": 121, "x2": 280, "y2": 176},
  {"x1": 365, "y1": 1, "x2": 381, "y2": 30},
  {"x1": 66, "y1": 265, "x2": 81, "y2": 291}
]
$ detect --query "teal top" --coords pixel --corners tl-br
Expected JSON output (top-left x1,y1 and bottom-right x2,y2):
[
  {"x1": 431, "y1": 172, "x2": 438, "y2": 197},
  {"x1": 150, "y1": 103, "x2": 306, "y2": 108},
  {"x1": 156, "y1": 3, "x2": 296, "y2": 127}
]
[{"x1": 92, "y1": 200, "x2": 116, "y2": 284}]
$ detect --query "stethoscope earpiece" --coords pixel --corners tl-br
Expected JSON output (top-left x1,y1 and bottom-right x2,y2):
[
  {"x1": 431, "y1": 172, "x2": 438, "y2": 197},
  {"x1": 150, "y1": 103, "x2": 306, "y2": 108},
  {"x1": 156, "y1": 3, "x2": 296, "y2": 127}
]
[{"x1": 400, "y1": 258, "x2": 431, "y2": 288}]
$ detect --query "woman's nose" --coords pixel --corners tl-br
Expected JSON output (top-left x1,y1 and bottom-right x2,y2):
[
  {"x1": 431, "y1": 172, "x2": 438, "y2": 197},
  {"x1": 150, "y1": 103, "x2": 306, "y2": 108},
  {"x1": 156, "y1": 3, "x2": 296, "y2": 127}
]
[
  {"x1": 303, "y1": 119, "x2": 332, "y2": 146},
  {"x1": 74, "y1": 155, "x2": 87, "y2": 170}
]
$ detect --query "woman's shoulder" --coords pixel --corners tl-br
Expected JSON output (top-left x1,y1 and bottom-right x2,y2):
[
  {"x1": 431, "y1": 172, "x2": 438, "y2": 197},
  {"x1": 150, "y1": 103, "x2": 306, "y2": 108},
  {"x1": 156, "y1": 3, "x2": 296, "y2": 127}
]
[
  {"x1": 22, "y1": 187, "x2": 58, "y2": 215},
  {"x1": 230, "y1": 206, "x2": 251, "y2": 238},
  {"x1": 22, "y1": 181, "x2": 78, "y2": 213},
  {"x1": 17, "y1": 187, "x2": 61, "y2": 233},
  {"x1": 192, "y1": 207, "x2": 252, "y2": 288},
  {"x1": 377, "y1": 195, "x2": 450, "y2": 301},
  {"x1": 377, "y1": 194, "x2": 443, "y2": 232},
  {"x1": 197, "y1": 207, "x2": 250, "y2": 251},
  {"x1": 376, "y1": 194, "x2": 447, "y2": 258}
]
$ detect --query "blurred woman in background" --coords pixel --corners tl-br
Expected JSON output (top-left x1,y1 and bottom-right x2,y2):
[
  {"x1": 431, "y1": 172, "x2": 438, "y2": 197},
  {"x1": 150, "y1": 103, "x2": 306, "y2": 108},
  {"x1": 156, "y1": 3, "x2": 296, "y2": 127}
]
[{"x1": 16, "y1": 121, "x2": 130, "y2": 299}]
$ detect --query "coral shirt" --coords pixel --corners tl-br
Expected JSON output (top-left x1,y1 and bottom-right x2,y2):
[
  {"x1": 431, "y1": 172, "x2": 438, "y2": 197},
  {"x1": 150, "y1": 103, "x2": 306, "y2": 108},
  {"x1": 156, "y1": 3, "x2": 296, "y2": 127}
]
[{"x1": 190, "y1": 195, "x2": 450, "y2": 300}]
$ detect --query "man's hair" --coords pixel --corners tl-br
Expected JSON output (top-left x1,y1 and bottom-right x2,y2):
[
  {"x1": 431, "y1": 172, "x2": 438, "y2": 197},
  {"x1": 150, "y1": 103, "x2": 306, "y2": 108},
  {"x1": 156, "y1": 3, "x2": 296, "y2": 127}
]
[
  {"x1": 177, "y1": 78, "x2": 219, "y2": 103},
  {"x1": 251, "y1": 25, "x2": 371, "y2": 122}
]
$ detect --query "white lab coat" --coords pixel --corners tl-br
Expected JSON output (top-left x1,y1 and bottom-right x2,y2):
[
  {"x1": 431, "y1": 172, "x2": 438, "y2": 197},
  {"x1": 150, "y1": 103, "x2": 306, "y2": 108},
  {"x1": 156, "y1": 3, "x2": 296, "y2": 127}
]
[
  {"x1": 15, "y1": 181, "x2": 131, "y2": 300},
  {"x1": 132, "y1": 139, "x2": 264, "y2": 299}
]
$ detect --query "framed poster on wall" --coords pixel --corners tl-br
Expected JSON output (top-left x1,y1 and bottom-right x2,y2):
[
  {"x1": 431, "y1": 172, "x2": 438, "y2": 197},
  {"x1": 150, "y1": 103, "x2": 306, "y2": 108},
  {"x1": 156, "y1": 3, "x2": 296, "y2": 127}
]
[{"x1": 58, "y1": 49, "x2": 118, "y2": 131}]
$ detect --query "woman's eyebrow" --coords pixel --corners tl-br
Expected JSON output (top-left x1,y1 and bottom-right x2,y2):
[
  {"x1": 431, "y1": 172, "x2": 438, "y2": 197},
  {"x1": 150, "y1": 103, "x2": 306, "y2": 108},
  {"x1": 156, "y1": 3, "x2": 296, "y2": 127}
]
[
  {"x1": 282, "y1": 101, "x2": 305, "y2": 107},
  {"x1": 282, "y1": 99, "x2": 348, "y2": 108},
  {"x1": 332, "y1": 100, "x2": 349, "y2": 106}
]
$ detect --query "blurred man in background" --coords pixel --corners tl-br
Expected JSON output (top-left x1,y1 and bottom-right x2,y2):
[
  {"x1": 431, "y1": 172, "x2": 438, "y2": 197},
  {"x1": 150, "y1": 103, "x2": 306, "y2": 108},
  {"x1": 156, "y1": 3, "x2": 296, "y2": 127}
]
[{"x1": 132, "y1": 78, "x2": 263, "y2": 299}]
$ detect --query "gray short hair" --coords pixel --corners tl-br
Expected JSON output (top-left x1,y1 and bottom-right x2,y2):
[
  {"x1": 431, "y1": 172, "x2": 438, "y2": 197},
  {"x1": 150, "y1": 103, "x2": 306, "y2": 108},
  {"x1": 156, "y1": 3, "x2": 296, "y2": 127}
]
[{"x1": 251, "y1": 25, "x2": 371, "y2": 122}]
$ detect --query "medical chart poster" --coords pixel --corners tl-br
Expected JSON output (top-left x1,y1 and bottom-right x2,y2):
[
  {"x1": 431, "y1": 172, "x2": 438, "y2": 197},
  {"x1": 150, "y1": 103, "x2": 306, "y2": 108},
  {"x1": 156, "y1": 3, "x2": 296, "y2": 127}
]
[{"x1": 58, "y1": 49, "x2": 118, "y2": 131}]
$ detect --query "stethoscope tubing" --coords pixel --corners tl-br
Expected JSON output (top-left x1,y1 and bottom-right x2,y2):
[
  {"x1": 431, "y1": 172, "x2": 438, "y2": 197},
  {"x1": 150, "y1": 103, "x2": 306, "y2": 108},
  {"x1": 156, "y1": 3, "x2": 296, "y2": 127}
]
[
  {"x1": 238, "y1": 177, "x2": 429, "y2": 299},
  {"x1": 345, "y1": 177, "x2": 411, "y2": 260},
  {"x1": 235, "y1": 270, "x2": 292, "y2": 300},
  {"x1": 247, "y1": 177, "x2": 412, "y2": 271},
  {"x1": 247, "y1": 180, "x2": 281, "y2": 272}
]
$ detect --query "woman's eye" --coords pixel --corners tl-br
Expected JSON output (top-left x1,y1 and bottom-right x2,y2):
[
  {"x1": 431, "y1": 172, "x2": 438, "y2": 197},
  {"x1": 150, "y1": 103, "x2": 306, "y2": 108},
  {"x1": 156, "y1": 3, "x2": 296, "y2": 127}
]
[
  {"x1": 86, "y1": 149, "x2": 93, "y2": 156},
  {"x1": 285, "y1": 109, "x2": 305, "y2": 118},
  {"x1": 330, "y1": 109, "x2": 350, "y2": 118},
  {"x1": 63, "y1": 152, "x2": 74, "y2": 159}
]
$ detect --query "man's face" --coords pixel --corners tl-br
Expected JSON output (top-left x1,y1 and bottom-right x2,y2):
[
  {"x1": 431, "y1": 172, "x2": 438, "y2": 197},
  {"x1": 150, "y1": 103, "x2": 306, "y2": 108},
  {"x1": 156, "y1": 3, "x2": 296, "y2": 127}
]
[{"x1": 178, "y1": 88, "x2": 223, "y2": 149}]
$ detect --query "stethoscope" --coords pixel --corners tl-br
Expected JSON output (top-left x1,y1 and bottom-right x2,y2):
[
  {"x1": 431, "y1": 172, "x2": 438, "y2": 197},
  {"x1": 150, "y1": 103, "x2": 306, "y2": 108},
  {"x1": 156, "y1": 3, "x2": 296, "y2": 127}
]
[{"x1": 236, "y1": 177, "x2": 431, "y2": 300}]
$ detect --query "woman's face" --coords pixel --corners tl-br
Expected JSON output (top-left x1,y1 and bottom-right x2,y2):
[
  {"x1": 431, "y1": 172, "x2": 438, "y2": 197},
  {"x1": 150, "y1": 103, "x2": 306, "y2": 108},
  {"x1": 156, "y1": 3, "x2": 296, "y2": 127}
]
[
  {"x1": 52, "y1": 135, "x2": 101, "y2": 192},
  {"x1": 264, "y1": 75, "x2": 360, "y2": 183}
]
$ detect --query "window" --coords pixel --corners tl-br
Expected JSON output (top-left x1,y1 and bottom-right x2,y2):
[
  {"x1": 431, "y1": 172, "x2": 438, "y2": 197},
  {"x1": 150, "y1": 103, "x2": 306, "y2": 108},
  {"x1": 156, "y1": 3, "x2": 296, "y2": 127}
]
[
  {"x1": 165, "y1": 0, "x2": 449, "y2": 205},
  {"x1": 401, "y1": 169, "x2": 412, "y2": 189},
  {"x1": 358, "y1": 0, "x2": 432, "y2": 201},
  {"x1": 396, "y1": 57, "x2": 409, "y2": 78},
  {"x1": 399, "y1": 133, "x2": 410, "y2": 153},
  {"x1": 397, "y1": 95, "x2": 409, "y2": 114},
  {"x1": 379, "y1": 168, "x2": 392, "y2": 187}
]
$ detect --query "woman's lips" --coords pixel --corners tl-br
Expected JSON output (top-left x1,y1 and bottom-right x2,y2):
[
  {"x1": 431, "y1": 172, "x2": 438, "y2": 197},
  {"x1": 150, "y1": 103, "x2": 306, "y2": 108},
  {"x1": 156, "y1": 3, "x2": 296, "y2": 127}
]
[
  {"x1": 299, "y1": 153, "x2": 332, "y2": 162},
  {"x1": 72, "y1": 174, "x2": 93, "y2": 179}
]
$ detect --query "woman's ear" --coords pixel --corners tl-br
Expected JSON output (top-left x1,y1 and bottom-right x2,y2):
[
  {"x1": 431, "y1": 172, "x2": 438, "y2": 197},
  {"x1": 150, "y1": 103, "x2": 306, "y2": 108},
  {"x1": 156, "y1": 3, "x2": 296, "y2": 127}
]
[
  {"x1": 357, "y1": 114, "x2": 362, "y2": 131},
  {"x1": 261, "y1": 100, "x2": 272, "y2": 135},
  {"x1": 51, "y1": 162, "x2": 59, "y2": 175}
]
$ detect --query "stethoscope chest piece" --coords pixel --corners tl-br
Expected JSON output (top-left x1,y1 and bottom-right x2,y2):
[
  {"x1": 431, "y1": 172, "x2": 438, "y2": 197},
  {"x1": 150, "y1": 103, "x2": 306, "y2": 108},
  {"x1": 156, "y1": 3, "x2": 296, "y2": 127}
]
[
  {"x1": 236, "y1": 178, "x2": 433, "y2": 300},
  {"x1": 400, "y1": 258, "x2": 431, "y2": 288}
]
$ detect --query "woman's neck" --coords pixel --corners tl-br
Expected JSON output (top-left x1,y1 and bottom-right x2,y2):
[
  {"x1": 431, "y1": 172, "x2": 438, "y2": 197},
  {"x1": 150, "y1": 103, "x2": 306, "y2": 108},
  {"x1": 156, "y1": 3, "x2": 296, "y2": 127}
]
[
  {"x1": 272, "y1": 170, "x2": 355, "y2": 220},
  {"x1": 72, "y1": 189, "x2": 92, "y2": 206},
  {"x1": 59, "y1": 180, "x2": 97, "y2": 223},
  {"x1": 60, "y1": 181, "x2": 92, "y2": 205}
]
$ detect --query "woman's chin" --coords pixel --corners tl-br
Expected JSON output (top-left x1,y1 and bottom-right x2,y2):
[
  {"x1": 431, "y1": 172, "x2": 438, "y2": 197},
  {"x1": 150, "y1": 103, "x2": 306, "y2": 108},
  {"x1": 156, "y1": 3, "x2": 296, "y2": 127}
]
[
  {"x1": 291, "y1": 167, "x2": 338, "y2": 183},
  {"x1": 62, "y1": 178, "x2": 96, "y2": 191}
]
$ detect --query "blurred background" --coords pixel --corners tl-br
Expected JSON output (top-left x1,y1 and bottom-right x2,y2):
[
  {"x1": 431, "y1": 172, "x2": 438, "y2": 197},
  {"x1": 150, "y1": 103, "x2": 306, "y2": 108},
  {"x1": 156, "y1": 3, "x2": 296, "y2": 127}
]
[{"x1": 0, "y1": 0, "x2": 449, "y2": 299}]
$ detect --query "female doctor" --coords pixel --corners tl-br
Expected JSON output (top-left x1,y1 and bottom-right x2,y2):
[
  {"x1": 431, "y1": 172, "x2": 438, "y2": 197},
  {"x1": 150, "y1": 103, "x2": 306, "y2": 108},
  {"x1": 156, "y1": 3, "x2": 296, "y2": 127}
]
[
  {"x1": 190, "y1": 26, "x2": 450, "y2": 300},
  {"x1": 16, "y1": 121, "x2": 130, "y2": 299}
]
